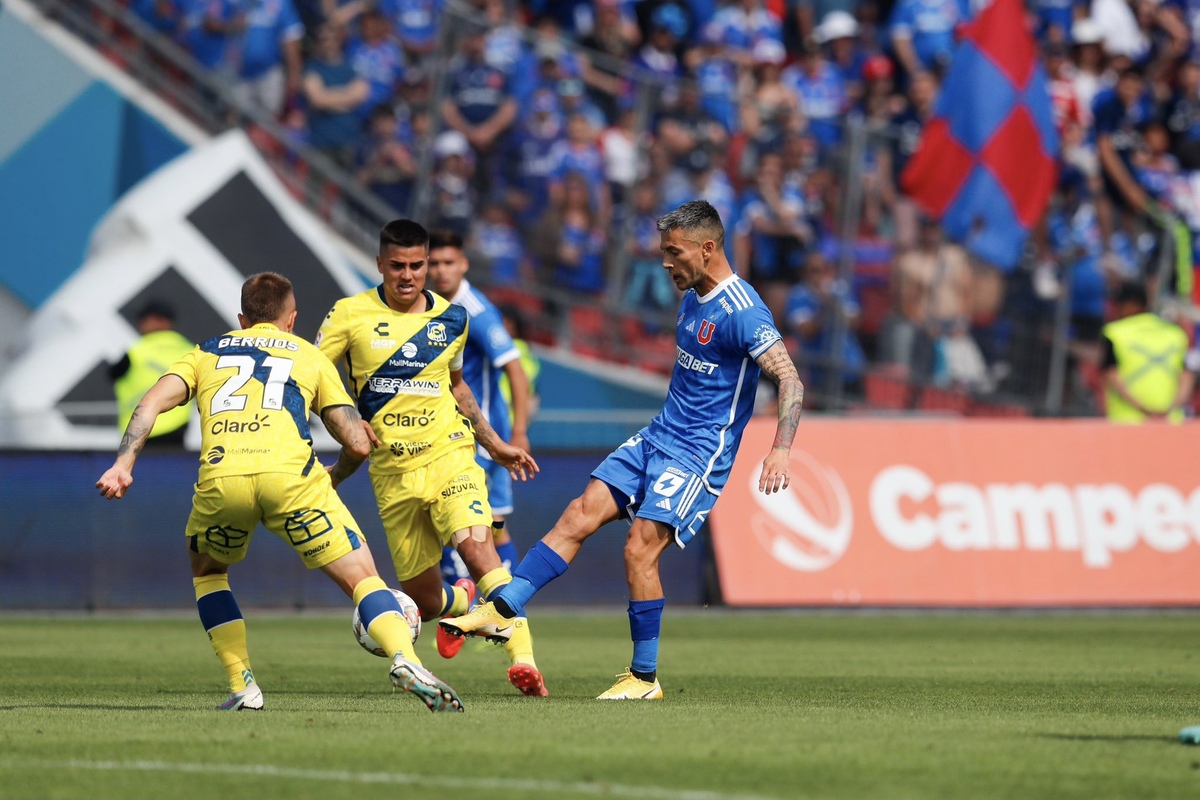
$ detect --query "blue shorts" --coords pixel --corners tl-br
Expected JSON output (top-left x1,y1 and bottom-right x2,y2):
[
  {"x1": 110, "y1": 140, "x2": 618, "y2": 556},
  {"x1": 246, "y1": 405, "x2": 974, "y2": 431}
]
[
  {"x1": 591, "y1": 434, "x2": 721, "y2": 548},
  {"x1": 476, "y1": 455, "x2": 513, "y2": 516}
]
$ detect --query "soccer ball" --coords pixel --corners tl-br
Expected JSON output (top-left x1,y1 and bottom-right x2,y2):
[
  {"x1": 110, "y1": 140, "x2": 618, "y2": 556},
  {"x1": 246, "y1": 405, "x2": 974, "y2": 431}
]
[{"x1": 352, "y1": 589, "x2": 422, "y2": 657}]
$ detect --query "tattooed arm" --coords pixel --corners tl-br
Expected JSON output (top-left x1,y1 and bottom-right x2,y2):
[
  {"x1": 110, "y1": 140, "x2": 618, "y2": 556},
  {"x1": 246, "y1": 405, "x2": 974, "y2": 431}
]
[
  {"x1": 450, "y1": 370, "x2": 539, "y2": 480},
  {"x1": 320, "y1": 404, "x2": 374, "y2": 488},
  {"x1": 755, "y1": 341, "x2": 804, "y2": 495},
  {"x1": 96, "y1": 374, "x2": 190, "y2": 499}
]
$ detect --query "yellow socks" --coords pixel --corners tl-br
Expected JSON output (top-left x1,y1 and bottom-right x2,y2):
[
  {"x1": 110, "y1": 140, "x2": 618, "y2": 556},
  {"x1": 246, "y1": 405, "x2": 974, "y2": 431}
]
[
  {"x1": 477, "y1": 567, "x2": 512, "y2": 602},
  {"x1": 440, "y1": 583, "x2": 471, "y2": 617},
  {"x1": 353, "y1": 577, "x2": 419, "y2": 664},
  {"x1": 475, "y1": 567, "x2": 537, "y2": 668},
  {"x1": 194, "y1": 574, "x2": 253, "y2": 692}
]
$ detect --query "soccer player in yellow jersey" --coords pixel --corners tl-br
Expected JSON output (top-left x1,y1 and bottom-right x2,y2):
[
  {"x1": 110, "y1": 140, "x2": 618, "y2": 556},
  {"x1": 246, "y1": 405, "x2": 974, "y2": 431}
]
[
  {"x1": 317, "y1": 219, "x2": 548, "y2": 697},
  {"x1": 96, "y1": 272, "x2": 465, "y2": 713}
]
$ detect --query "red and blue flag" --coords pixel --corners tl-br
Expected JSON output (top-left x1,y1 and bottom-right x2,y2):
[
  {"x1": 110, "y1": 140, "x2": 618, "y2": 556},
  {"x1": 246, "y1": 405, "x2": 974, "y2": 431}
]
[{"x1": 900, "y1": 0, "x2": 1059, "y2": 270}]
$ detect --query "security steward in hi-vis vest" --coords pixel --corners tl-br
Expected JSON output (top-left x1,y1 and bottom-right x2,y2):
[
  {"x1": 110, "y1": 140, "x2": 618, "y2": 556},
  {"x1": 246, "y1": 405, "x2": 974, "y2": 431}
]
[
  {"x1": 110, "y1": 301, "x2": 194, "y2": 443},
  {"x1": 1101, "y1": 283, "x2": 1195, "y2": 423}
]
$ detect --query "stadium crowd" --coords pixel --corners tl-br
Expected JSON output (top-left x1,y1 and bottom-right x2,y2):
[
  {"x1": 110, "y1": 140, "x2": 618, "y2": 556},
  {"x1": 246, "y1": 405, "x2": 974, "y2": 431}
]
[{"x1": 120, "y1": 0, "x2": 1200, "y2": 409}]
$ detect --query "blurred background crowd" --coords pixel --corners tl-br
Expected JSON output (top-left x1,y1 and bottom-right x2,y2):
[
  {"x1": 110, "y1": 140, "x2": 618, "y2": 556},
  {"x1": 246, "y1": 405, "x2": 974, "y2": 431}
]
[{"x1": 69, "y1": 0, "x2": 1200, "y2": 414}]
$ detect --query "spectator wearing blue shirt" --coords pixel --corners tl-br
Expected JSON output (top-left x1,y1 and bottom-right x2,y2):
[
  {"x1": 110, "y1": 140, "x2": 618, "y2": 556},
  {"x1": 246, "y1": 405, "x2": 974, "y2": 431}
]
[
  {"x1": 430, "y1": 131, "x2": 477, "y2": 238},
  {"x1": 532, "y1": 171, "x2": 606, "y2": 294},
  {"x1": 302, "y1": 23, "x2": 369, "y2": 168},
  {"x1": 889, "y1": 0, "x2": 963, "y2": 78},
  {"x1": 1045, "y1": 169, "x2": 1108, "y2": 344},
  {"x1": 469, "y1": 203, "x2": 530, "y2": 286},
  {"x1": 578, "y1": 0, "x2": 641, "y2": 122},
  {"x1": 816, "y1": 11, "x2": 867, "y2": 107},
  {"x1": 786, "y1": 251, "x2": 865, "y2": 396},
  {"x1": 347, "y1": 10, "x2": 404, "y2": 121},
  {"x1": 662, "y1": 148, "x2": 738, "y2": 238},
  {"x1": 693, "y1": 27, "x2": 742, "y2": 134},
  {"x1": 508, "y1": 89, "x2": 566, "y2": 228},
  {"x1": 133, "y1": 0, "x2": 180, "y2": 36},
  {"x1": 377, "y1": 0, "x2": 440, "y2": 62},
  {"x1": 1166, "y1": 60, "x2": 1200, "y2": 169},
  {"x1": 783, "y1": 39, "x2": 848, "y2": 148},
  {"x1": 703, "y1": 0, "x2": 784, "y2": 67},
  {"x1": 355, "y1": 104, "x2": 416, "y2": 213},
  {"x1": 633, "y1": 4, "x2": 687, "y2": 107},
  {"x1": 623, "y1": 182, "x2": 678, "y2": 312},
  {"x1": 734, "y1": 151, "x2": 813, "y2": 319},
  {"x1": 548, "y1": 114, "x2": 611, "y2": 227},
  {"x1": 441, "y1": 23, "x2": 517, "y2": 189},
  {"x1": 1095, "y1": 67, "x2": 1153, "y2": 228},
  {"x1": 180, "y1": 0, "x2": 237, "y2": 70},
  {"x1": 232, "y1": 0, "x2": 305, "y2": 117}
]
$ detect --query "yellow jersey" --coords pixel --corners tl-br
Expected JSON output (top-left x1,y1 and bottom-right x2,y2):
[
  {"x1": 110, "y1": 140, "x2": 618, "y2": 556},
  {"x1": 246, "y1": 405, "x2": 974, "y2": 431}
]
[
  {"x1": 317, "y1": 287, "x2": 472, "y2": 475},
  {"x1": 167, "y1": 322, "x2": 354, "y2": 481}
]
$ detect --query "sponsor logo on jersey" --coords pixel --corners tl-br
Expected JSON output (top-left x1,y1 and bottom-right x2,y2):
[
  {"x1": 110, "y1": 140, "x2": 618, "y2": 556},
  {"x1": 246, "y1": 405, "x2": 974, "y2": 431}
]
[
  {"x1": 210, "y1": 414, "x2": 271, "y2": 435},
  {"x1": 656, "y1": 498, "x2": 672, "y2": 511},
  {"x1": 371, "y1": 339, "x2": 397, "y2": 349},
  {"x1": 401, "y1": 342, "x2": 419, "y2": 358},
  {"x1": 204, "y1": 524, "x2": 248, "y2": 550},
  {"x1": 448, "y1": 431, "x2": 466, "y2": 441},
  {"x1": 374, "y1": 322, "x2": 390, "y2": 337},
  {"x1": 488, "y1": 327, "x2": 510, "y2": 349},
  {"x1": 314, "y1": 330, "x2": 324, "y2": 346},
  {"x1": 754, "y1": 323, "x2": 780, "y2": 350},
  {"x1": 676, "y1": 347, "x2": 718, "y2": 375},
  {"x1": 719, "y1": 297, "x2": 735, "y2": 315},
  {"x1": 382, "y1": 408, "x2": 436, "y2": 427},
  {"x1": 367, "y1": 377, "x2": 441, "y2": 396},
  {"x1": 217, "y1": 336, "x2": 299, "y2": 351},
  {"x1": 206, "y1": 446, "x2": 225, "y2": 464},
  {"x1": 698, "y1": 319, "x2": 716, "y2": 345},
  {"x1": 390, "y1": 441, "x2": 431, "y2": 457},
  {"x1": 427, "y1": 322, "x2": 447, "y2": 343},
  {"x1": 685, "y1": 321, "x2": 695, "y2": 333},
  {"x1": 387, "y1": 357, "x2": 429, "y2": 368},
  {"x1": 441, "y1": 476, "x2": 481, "y2": 498},
  {"x1": 284, "y1": 509, "x2": 334, "y2": 546}
]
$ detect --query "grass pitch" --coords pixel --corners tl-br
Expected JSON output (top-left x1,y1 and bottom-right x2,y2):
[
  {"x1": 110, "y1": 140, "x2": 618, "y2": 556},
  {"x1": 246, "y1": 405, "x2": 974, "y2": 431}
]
[{"x1": 2, "y1": 611, "x2": 1200, "y2": 799}]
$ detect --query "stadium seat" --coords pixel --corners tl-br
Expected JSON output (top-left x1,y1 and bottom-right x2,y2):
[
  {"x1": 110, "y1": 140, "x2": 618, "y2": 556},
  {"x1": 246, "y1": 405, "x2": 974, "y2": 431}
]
[
  {"x1": 864, "y1": 368, "x2": 910, "y2": 409},
  {"x1": 917, "y1": 386, "x2": 970, "y2": 415}
]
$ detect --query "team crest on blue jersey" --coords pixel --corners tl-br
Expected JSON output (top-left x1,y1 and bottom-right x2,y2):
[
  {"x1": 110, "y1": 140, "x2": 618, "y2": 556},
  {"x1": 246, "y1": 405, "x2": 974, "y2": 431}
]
[{"x1": 698, "y1": 319, "x2": 716, "y2": 345}]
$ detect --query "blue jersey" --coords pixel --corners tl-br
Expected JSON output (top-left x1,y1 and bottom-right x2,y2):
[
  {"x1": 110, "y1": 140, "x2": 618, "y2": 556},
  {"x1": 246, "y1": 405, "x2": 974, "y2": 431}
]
[
  {"x1": 447, "y1": 280, "x2": 520, "y2": 457},
  {"x1": 348, "y1": 37, "x2": 405, "y2": 118},
  {"x1": 238, "y1": 0, "x2": 303, "y2": 80},
  {"x1": 640, "y1": 275, "x2": 781, "y2": 491}
]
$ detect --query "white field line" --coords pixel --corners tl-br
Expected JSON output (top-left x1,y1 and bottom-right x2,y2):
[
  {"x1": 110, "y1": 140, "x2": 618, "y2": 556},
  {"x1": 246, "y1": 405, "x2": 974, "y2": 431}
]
[{"x1": 0, "y1": 759, "x2": 782, "y2": 800}]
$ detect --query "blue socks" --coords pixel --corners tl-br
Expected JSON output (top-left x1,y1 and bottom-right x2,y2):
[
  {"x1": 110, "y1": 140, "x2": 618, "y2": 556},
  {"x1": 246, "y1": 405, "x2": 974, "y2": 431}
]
[
  {"x1": 495, "y1": 541, "x2": 569, "y2": 617},
  {"x1": 629, "y1": 598, "x2": 665, "y2": 679},
  {"x1": 495, "y1": 538, "x2": 519, "y2": 572}
]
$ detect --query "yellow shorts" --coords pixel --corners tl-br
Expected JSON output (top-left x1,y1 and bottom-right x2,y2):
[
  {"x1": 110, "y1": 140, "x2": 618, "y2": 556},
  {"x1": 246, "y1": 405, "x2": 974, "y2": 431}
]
[
  {"x1": 371, "y1": 444, "x2": 492, "y2": 581},
  {"x1": 185, "y1": 470, "x2": 365, "y2": 570}
]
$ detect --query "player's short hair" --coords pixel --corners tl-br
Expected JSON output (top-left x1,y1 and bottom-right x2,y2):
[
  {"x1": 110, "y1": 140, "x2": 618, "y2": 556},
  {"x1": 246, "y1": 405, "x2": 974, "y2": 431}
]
[
  {"x1": 241, "y1": 272, "x2": 294, "y2": 324},
  {"x1": 380, "y1": 219, "x2": 429, "y2": 253},
  {"x1": 657, "y1": 200, "x2": 725, "y2": 248},
  {"x1": 428, "y1": 229, "x2": 465, "y2": 252}
]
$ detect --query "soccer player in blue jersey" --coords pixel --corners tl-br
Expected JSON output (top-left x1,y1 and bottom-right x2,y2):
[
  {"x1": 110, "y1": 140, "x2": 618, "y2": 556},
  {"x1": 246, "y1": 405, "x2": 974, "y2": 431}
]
[
  {"x1": 426, "y1": 231, "x2": 532, "y2": 649},
  {"x1": 97, "y1": 273, "x2": 464, "y2": 712},
  {"x1": 442, "y1": 200, "x2": 804, "y2": 699}
]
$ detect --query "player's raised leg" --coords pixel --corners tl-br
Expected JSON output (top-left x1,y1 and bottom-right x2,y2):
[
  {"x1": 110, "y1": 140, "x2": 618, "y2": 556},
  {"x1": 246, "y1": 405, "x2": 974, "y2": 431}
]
[
  {"x1": 597, "y1": 518, "x2": 672, "y2": 700},
  {"x1": 441, "y1": 479, "x2": 621, "y2": 637}
]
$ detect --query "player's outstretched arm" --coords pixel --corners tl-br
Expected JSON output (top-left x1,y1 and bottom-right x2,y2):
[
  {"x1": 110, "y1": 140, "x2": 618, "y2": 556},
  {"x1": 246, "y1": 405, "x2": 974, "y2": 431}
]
[
  {"x1": 320, "y1": 404, "x2": 375, "y2": 488},
  {"x1": 755, "y1": 341, "x2": 804, "y2": 495},
  {"x1": 450, "y1": 370, "x2": 540, "y2": 481},
  {"x1": 96, "y1": 374, "x2": 190, "y2": 499}
]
